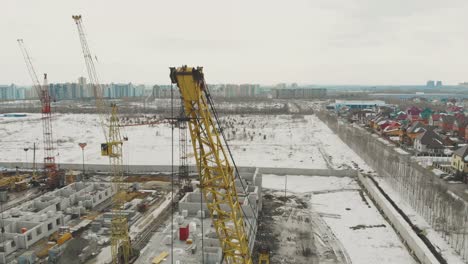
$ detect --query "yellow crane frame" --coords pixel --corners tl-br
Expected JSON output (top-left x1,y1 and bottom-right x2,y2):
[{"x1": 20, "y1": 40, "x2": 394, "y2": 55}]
[
  {"x1": 170, "y1": 66, "x2": 252, "y2": 264},
  {"x1": 72, "y1": 15, "x2": 131, "y2": 264}
]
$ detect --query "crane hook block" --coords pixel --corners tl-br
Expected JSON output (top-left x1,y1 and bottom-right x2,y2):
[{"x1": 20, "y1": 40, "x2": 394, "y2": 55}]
[
  {"x1": 101, "y1": 143, "x2": 109, "y2": 156},
  {"x1": 169, "y1": 67, "x2": 178, "y2": 84}
]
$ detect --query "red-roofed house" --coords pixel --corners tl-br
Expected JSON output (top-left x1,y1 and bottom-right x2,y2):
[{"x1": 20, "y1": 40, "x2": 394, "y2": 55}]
[
  {"x1": 439, "y1": 115, "x2": 455, "y2": 133},
  {"x1": 406, "y1": 106, "x2": 422, "y2": 122},
  {"x1": 382, "y1": 122, "x2": 401, "y2": 136},
  {"x1": 447, "y1": 105, "x2": 463, "y2": 114},
  {"x1": 396, "y1": 112, "x2": 408, "y2": 121},
  {"x1": 453, "y1": 115, "x2": 467, "y2": 139},
  {"x1": 429, "y1": 114, "x2": 442, "y2": 126},
  {"x1": 406, "y1": 106, "x2": 422, "y2": 116},
  {"x1": 376, "y1": 119, "x2": 391, "y2": 132}
]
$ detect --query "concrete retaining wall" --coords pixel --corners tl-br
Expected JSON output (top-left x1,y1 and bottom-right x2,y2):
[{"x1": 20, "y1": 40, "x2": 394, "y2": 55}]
[
  {"x1": 357, "y1": 173, "x2": 439, "y2": 264},
  {"x1": 1, "y1": 162, "x2": 354, "y2": 177},
  {"x1": 0, "y1": 162, "x2": 180, "y2": 174},
  {"x1": 257, "y1": 167, "x2": 357, "y2": 177}
]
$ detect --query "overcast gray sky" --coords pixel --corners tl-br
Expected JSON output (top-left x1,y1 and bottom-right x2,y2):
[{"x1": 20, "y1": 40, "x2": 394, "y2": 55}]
[{"x1": 2, "y1": 0, "x2": 468, "y2": 85}]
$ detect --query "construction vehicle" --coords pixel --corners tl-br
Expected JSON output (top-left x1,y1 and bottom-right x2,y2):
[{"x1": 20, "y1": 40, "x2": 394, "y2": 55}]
[
  {"x1": 170, "y1": 66, "x2": 253, "y2": 264},
  {"x1": 17, "y1": 39, "x2": 59, "y2": 189},
  {"x1": 257, "y1": 246, "x2": 270, "y2": 264},
  {"x1": 0, "y1": 176, "x2": 25, "y2": 192},
  {"x1": 0, "y1": 169, "x2": 28, "y2": 192},
  {"x1": 136, "y1": 201, "x2": 148, "y2": 213},
  {"x1": 72, "y1": 15, "x2": 133, "y2": 264},
  {"x1": 151, "y1": 251, "x2": 169, "y2": 264}
]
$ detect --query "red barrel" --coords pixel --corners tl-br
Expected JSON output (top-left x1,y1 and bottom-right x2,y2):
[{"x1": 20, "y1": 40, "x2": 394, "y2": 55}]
[{"x1": 179, "y1": 225, "x2": 189, "y2": 241}]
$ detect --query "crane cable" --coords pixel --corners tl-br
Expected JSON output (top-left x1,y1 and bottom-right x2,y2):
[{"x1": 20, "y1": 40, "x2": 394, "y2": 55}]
[
  {"x1": 170, "y1": 83, "x2": 175, "y2": 264},
  {"x1": 180, "y1": 79, "x2": 259, "y2": 259},
  {"x1": 203, "y1": 83, "x2": 259, "y2": 232}
]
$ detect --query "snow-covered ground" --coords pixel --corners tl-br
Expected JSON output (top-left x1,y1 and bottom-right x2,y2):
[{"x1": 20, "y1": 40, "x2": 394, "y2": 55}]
[
  {"x1": 262, "y1": 174, "x2": 417, "y2": 264},
  {"x1": 1, "y1": 110, "x2": 438, "y2": 263},
  {"x1": 375, "y1": 178, "x2": 466, "y2": 264},
  {"x1": 0, "y1": 113, "x2": 373, "y2": 172},
  {"x1": 263, "y1": 174, "x2": 356, "y2": 193}
]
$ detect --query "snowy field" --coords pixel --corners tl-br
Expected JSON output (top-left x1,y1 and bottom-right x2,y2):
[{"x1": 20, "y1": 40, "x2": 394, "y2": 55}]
[
  {"x1": 262, "y1": 174, "x2": 417, "y2": 264},
  {"x1": 0, "y1": 113, "x2": 372, "y2": 172}
]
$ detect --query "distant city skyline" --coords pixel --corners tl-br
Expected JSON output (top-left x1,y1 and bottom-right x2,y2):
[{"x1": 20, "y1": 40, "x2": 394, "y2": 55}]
[{"x1": 2, "y1": 0, "x2": 468, "y2": 86}]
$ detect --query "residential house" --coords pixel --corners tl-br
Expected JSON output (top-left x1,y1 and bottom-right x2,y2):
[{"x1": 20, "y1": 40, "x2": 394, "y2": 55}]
[
  {"x1": 400, "y1": 121, "x2": 426, "y2": 145},
  {"x1": 441, "y1": 135, "x2": 456, "y2": 149},
  {"x1": 452, "y1": 115, "x2": 467, "y2": 139},
  {"x1": 419, "y1": 108, "x2": 433, "y2": 124},
  {"x1": 411, "y1": 97, "x2": 428, "y2": 103},
  {"x1": 465, "y1": 126, "x2": 468, "y2": 141},
  {"x1": 439, "y1": 115, "x2": 455, "y2": 133},
  {"x1": 394, "y1": 111, "x2": 408, "y2": 125},
  {"x1": 376, "y1": 119, "x2": 391, "y2": 133},
  {"x1": 382, "y1": 122, "x2": 401, "y2": 138},
  {"x1": 447, "y1": 105, "x2": 463, "y2": 114},
  {"x1": 368, "y1": 115, "x2": 376, "y2": 129},
  {"x1": 406, "y1": 106, "x2": 422, "y2": 122},
  {"x1": 414, "y1": 129, "x2": 446, "y2": 154},
  {"x1": 451, "y1": 145, "x2": 468, "y2": 183},
  {"x1": 428, "y1": 114, "x2": 441, "y2": 126},
  {"x1": 348, "y1": 109, "x2": 374, "y2": 124},
  {"x1": 370, "y1": 115, "x2": 386, "y2": 130},
  {"x1": 378, "y1": 106, "x2": 393, "y2": 118}
]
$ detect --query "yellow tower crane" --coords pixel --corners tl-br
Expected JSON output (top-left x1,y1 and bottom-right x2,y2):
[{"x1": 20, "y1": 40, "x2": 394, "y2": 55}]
[
  {"x1": 170, "y1": 66, "x2": 253, "y2": 264},
  {"x1": 72, "y1": 15, "x2": 131, "y2": 264}
]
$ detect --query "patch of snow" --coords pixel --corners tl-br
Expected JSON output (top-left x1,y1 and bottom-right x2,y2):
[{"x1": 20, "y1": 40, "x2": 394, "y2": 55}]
[
  {"x1": 374, "y1": 177, "x2": 466, "y2": 264},
  {"x1": 394, "y1": 147, "x2": 409, "y2": 155},
  {"x1": 262, "y1": 174, "x2": 357, "y2": 193},
  {"x1": 432, "y1": 168, "x2": 445, "y2": 176},
  {"x1": 0, "y1": 114, "x2": 373, "y2": 171},
  {"x1": 262, "y1": 174, "x2": 417, "y2": 264},
  {"x1": 314, "y1": 191, "x2": 417, "y2": 264}
]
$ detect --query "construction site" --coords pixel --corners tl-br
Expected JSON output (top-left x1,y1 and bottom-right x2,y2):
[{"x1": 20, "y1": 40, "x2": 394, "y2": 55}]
[
  {"x1": 1, "y1": 7, "x2": 467, "y2": 264},
  {"x1": 0, "y1": 15, "x2": 268, "y2": 263}
]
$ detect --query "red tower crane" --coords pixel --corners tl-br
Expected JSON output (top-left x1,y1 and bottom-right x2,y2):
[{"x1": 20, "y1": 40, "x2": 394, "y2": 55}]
[{"x1": 17, "y1": 39, "x2": 59, "y2": 189}]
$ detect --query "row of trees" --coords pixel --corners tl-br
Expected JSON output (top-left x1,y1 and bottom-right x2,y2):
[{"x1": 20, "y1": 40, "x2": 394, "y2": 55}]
[{"x1": 317, "y1": 111, "x2": 468, "y2": 262}]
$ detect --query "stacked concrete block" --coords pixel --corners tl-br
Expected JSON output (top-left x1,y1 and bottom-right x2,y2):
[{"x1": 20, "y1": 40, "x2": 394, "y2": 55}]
[{"x1": 0, "y1": 182, "x2": 113, "y2": 264}]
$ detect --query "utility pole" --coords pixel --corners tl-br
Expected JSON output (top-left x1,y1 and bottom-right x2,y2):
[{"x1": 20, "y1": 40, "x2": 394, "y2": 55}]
[
  {"x1": 32, "y1": 143, "x2": 36, "y2": 173},
  {"x1": 23, "y1": 148, "x2": 29, "y2": 168},
  {"x1": 78, "y1": 143, "x2": 87, "y2": 176},
  {"x1": 285, "y1": 175, "x2": 288, "y2": 200}
]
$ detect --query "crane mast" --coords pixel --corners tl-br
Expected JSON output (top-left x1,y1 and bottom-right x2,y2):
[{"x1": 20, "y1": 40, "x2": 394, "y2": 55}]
[
  {"x1": 170, "y1": 66, "x2": 253, "y2": 264},
  {"x1": 17, "y1": 39, "x2": 59, "y2": 189},
  {"x1": 72, "y1": 15, "x2": 131, "y2": 264},
  {"x1": 178, "y1": 100, "x2": 191, "y2": 198}
]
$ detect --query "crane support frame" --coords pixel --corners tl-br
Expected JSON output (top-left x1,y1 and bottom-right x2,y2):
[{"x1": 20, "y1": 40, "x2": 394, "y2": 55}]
[
  {"x1": 170, "y1": 66, "x2": 252, "y2": 264},
  {"x1": 17, "y1": 39, "x2": 59, "y2": 189},
  {"x1": 72, "y1": 15, "x2": 131, "y2": 264}
]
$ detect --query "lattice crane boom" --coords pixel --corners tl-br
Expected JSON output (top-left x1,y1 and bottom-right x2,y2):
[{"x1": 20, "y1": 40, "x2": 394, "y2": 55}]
[
  {"x1": 17, "y1": 39, "x2": 41, "y2": 97},
  {"x1": 72, "y1": 15, "x2": 131, "y2": 264},
  {"x1": 17, "y1": 39, "x2": 59, "y2": 189},
  {"x1": 71, "y1": 16, "x2": 108, "y2": 141},
  {"x1": 170, "y1": 66, "x2": 253, "y2": 264}
]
